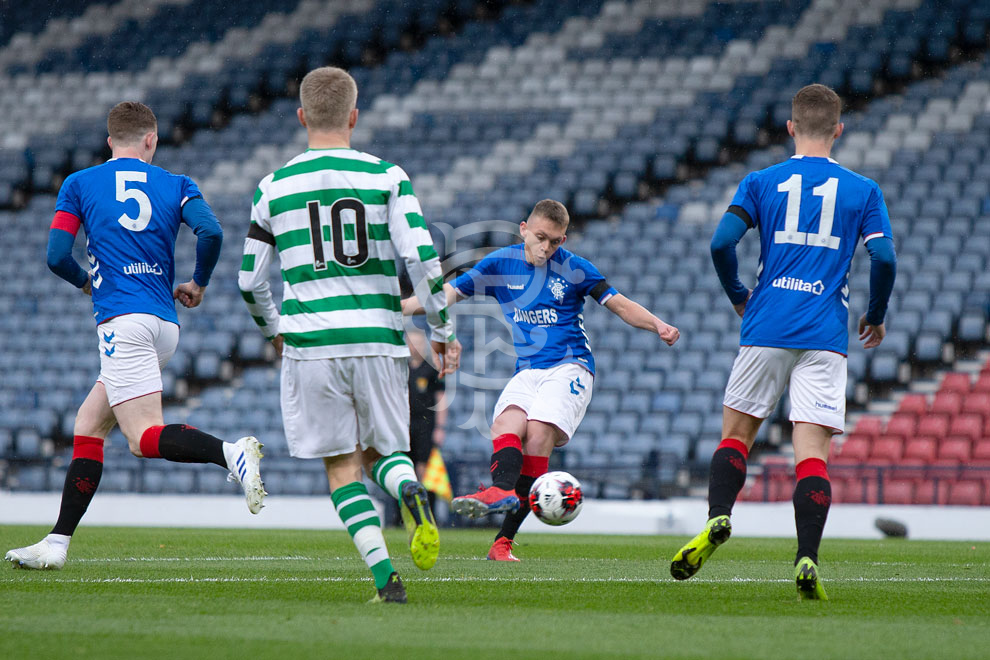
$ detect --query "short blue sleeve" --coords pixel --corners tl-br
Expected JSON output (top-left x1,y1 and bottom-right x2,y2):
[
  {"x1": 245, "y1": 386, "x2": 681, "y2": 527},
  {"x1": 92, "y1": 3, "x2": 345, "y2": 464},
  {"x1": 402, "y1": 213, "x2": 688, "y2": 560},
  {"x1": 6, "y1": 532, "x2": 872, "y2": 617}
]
[
  {"x1": 727, "y1": 172, "x2": 759, "y2": 228},
  {"x1": 568, "y1": 255, "x2": 617, "y2": 303},
  {"x1": 452, "y1": 253, "x2": 498, "y2": 298},
  {"x1": 860, "y1": 185, "x2": 893, "y2": 241},
  {"x1": 180, "y1": 175, "x2": 203, "y2": 206},
  {"x1": 54, "y1": 175, "x2": 82, "y2": 218}
]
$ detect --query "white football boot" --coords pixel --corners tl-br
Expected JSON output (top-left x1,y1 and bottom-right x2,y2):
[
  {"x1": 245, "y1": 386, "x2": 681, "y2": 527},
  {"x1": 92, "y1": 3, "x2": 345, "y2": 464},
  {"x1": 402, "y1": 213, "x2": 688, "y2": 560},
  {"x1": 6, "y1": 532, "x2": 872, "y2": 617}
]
[
  {"x1": 6, "y1": 538, "x2": 67, "y2": 570},
  {"x1": 226, "y1": 436, "x2": 266, "y2": 514}
]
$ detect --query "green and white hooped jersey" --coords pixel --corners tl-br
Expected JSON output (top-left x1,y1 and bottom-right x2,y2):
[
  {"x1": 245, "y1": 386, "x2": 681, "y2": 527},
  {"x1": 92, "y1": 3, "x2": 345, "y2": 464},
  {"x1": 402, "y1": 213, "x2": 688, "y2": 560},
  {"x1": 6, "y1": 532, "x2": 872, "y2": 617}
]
[{"x1": 238, "y1": 148, "x2": 451, "y2": 360}]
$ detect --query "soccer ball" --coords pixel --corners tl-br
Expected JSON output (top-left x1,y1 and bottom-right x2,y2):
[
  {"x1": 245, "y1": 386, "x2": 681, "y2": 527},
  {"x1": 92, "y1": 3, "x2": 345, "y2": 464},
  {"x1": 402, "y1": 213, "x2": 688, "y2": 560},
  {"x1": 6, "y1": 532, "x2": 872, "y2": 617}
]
[{"x1": 528, "y1": 471, "x2": 583, "y2": 525}]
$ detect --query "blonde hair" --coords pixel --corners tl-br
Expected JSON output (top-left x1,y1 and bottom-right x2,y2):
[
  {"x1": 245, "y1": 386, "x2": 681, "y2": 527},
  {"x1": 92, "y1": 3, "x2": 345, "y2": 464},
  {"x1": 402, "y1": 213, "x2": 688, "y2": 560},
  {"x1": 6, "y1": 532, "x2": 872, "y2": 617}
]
[
  {"x1": 791, "y1": 84, "x2": 841, "y2": 140},
  {"x1": 530, "y1": 199, "x2": 569, "y2": 228},
  {"x1": 299, "y1": 66, "x2": 358, "y2": 131},
  {"x1": 107, "y1": 101, "x2": 157, "y2": 144}
]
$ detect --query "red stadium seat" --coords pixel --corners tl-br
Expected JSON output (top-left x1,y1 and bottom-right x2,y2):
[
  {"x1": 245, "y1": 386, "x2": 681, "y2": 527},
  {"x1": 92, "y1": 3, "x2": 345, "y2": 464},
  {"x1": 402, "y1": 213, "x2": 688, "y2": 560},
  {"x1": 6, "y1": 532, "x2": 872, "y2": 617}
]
[
  {"x1": 917, "y1": 414, "x2": 950, "y2": 438},
  {"x1": 903, "y1": 437, "x2": 938, "y2": 463},
  {"x1": 881, "y1": 479, "x2": 914, "y2": 505},
  {"x1": 948, "y1": 414, "x2": 983, "y2": 441},
  {"x1": 869, "y1": 435, "x2": 904, "y2": 463},
  {"x1": 833, "y1": 434, "x2": 870, "y2": 464},
  {"x1": 897, "y1": 394, "x2": 929, "y2": 415},
  {"x1": 852, "y1": 415, "x2": 884, "y2": 439},
  {"x1": 971, "y1": 439, "x2": 990, "y2": 464},
  {"x1": 947, "y1": 480, "x2": 983, "y2": 506},
  {"x1": 940, "y1": 373, "x2": 972, "y2": 394},
  {"x1": 931, "y1": 392, "x2": 963, "y2": 416},
  {"x1": 885, "y1": 413, "x2": 917, "y2": 438},
  {"x1": 971, "y1": 374, "x2": 990, "y2": 394},
  {"x1": 961, "y1": 393, "x2": 990, "y2": 419},
  {"x1": 914, "y1": 480, "x2": 939, "y2": 504},
  {"x1": 831, "y1": 477, "x2": 861, "y2": 503},
  {"x1": 937, "y1": 437, "x2": 971, "y2": 462},
  {"x1": 768, "y1": 477, "x2": 792, "y2": 502}
]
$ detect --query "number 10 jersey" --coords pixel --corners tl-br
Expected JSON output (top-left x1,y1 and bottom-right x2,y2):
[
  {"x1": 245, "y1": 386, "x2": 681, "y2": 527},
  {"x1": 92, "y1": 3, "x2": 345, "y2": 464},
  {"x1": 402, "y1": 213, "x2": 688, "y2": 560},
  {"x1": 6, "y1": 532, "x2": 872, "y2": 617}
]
[
  {"x1": 727, "y1": 155, "x2": 893, "y2": 354},
  {"x1": 55, "y1": 158, "x2": 202, "y2": 325},
  {"x1": 241, "y1": 148, "x2": 451, "y2": 360}
]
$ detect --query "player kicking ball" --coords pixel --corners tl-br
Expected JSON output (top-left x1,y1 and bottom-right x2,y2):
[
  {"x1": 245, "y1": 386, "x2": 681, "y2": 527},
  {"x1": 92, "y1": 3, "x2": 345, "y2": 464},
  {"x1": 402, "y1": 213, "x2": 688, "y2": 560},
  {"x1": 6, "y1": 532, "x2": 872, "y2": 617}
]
[
  {"x1": 6, "y1": 102, "x2": 265, "y2": 571},
  {"x1": 670, "y1": 84, "x2": 896, "y2": 600},
  {"x1": 404, "y1": 199, "x2": 679, "y2": 561}
]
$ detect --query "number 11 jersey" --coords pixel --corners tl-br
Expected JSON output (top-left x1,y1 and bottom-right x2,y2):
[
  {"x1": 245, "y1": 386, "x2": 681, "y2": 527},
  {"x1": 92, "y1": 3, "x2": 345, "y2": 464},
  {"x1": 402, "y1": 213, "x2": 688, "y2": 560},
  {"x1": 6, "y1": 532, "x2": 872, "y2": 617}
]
[
  {"x1": 55, "y1": 158, "x2": 202, "y2": 325},
  {"x1": 727, "y1": 155, "x2": 893, "y2": 354}
]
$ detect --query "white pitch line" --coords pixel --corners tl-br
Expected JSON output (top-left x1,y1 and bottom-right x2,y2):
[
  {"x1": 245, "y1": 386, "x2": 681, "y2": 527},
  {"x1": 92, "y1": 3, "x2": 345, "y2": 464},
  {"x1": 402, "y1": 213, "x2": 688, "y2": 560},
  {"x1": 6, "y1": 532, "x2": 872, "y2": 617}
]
[
  {"x1": 7, "y1": 576, "x2": 989, "y2": 585},
  {"x1": 69, "y1": 555, "x2": 492, "y2": 563}
]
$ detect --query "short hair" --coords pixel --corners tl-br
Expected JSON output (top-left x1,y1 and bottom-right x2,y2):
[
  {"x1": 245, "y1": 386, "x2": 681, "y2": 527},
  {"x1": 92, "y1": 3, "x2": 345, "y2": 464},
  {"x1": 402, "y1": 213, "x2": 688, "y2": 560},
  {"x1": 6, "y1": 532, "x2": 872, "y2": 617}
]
[
  {"x1": 107, "y1": 101, "x2": 157, "y2": 144},
  {"x1": 791, "y1": 84, "x2": 841, "y2": 140},
  {"x1": 529, "y1": 199, "x2": 569, "y2": 228},
  {"x1": 299, "y1": 66, "x2": 358, "y2": 131}
]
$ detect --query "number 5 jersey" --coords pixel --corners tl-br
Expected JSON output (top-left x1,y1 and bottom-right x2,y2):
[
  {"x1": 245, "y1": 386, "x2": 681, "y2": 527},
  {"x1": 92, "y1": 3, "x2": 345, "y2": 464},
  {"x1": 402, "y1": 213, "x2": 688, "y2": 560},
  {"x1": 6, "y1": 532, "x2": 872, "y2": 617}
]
[{"x1": 55, "y1": 158, "x2": 202, "y2": 325}]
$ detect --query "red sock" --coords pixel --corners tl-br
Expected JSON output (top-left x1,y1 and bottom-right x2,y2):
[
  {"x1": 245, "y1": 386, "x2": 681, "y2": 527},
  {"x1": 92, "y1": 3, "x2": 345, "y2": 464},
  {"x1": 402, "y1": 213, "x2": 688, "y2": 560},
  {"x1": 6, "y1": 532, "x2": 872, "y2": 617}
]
[
  {"x1": 490, "y1": 433, "x2": 523, "y2": 490},
  {"x1": 71, "y1": 435, "x2": 104, "y2": 463},
  {"x1": 521, "y1": 454, "x2": 549, "y2": 478},
  {"x1": 139, "y1": 425, "x2": 164, "y2": 459}
]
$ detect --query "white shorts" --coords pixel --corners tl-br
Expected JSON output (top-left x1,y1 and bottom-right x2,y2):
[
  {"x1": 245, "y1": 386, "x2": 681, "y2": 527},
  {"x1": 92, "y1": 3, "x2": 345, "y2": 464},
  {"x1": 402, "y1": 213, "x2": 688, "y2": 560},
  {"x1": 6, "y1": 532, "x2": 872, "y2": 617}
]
[
  {"x1": 96, "y1": 314, "x2": 179, "y2": 407},
  {"x1": 723, "y1": 345, "x2": 847, "y2": 434},
  {"x1": 281, "y1": 355, "x2": 410, "y2": 459},
  {"x1": 493, "y1": 363, "x2": 594, "y2": 442}
]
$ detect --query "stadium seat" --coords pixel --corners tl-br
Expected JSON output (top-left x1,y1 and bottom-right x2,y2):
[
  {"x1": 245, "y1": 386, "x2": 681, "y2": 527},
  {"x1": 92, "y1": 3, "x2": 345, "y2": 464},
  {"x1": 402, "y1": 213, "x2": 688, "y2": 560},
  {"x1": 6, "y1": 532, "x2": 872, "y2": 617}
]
[
  {"x1": 869, "y1": 435, "x2": 904, "y2": 464},
  {"x1": 946, "y1": 480, "x2": 983, "y2": 506},
  {"x1": 903, "y1": 437, "x2": 938, "y2": 464},
  {"x1": 881, "y1": 479, "x2": 915, "y2": 505}
]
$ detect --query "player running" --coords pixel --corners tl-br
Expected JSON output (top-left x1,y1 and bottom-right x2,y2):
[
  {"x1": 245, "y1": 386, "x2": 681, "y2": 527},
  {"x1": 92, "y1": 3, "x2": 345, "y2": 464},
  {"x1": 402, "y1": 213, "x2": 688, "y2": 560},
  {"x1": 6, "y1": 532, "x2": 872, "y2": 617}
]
[
  {"x1": 6, "y1": 102, "x2": 265, "y2": 571},
  {"x1": 669, "y1": 84, "x2": 896, "y2": 600},
  {"x1": 403, "y1": 199, "x2": 679, "y2": 561},
  {"x1": 238, "y1": 67, "x2": 459, "y2": 604}
]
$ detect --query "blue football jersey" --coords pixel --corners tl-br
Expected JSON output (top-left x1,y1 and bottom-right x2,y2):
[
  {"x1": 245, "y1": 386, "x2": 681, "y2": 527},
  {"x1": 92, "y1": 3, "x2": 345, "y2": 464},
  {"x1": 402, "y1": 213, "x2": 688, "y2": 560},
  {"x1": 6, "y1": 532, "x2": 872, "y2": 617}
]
[
  {"x1": 55, "y1": 158, "x2": 202, "y2": 325},
  {"x1": 452, "y1": 244, "x2": 617, "y2": 374},
  {"x1": 729, "y1": 155, "x2": 893, "y2": 354}
]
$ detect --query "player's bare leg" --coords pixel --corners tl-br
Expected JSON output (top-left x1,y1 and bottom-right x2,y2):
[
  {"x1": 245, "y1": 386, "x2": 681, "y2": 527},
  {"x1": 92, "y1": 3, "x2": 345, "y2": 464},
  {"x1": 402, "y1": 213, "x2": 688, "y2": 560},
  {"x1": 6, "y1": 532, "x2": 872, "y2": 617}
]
[
  {"x1": 452, "y1": 406, "x2": 527, "y2": 519},
  {"x1": 791, "y1": 422, "x2": 832, "y2": 600},
  {"x1": 114, "y1": 392, "x2": 265, "y2": 514},
  {"x1": 366, "y1": 448, "x2": 439, "y2": 571},
  {"x1": 671, "y1": 407, "x2": 761, "y2": 580},
  {"x1": 6, "y1": 383, "x2": 116, "y2": 569},
  {"x1": 325, "y1": 450, "x2": 405, "y2": 603}
]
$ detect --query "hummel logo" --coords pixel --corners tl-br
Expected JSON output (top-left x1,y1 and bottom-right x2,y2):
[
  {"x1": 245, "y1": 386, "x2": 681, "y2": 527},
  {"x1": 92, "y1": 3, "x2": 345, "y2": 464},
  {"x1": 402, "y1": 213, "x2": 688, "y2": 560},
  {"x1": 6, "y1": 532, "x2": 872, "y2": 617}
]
[
  {"x1": 103, "y1": 331, "x2": 115, "y2": 343},
  {"x1": 569, "y1": 377, "x2": 586, "y2": 395},
  {"x1": 507, "y1": 284, "x2": 525, "y2": 290},
  {"x1": 104, "y1": 345, "x2": 116, "y2": 357}
]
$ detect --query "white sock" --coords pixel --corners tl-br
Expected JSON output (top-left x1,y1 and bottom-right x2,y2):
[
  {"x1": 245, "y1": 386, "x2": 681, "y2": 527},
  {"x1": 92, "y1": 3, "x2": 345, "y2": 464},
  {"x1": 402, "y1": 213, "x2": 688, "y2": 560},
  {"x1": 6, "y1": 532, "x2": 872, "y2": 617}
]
[
  {"x1": 371, "y1": 453, "x2": 417, "y2": 500},
  {"x1": 221, "y1": 441, "x2": 238, "y2": 471},
  {"x1": 45, "y1": 533, "x2": 70, "y2": 553}
]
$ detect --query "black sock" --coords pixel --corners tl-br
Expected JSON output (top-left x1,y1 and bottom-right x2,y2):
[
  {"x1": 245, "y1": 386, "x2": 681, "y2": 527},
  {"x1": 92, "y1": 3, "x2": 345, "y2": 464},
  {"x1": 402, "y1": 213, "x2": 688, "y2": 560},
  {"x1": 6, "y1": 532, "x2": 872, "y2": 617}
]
[
  {"x1": 51, "y1": 458, "x2": 103, "y2": 536},
  {"x1": 793, "y1": 476, "x2": 831, "y2": 564},
  {"x1": 708, "y1": 441, "x2": 748, "y2": 519},
  {"x1": 490, "y1": 433, "x2": 523, "y2": 490},
  {"x1": 495, "y1": 474, "x2": 536, "y2": 542},
  {"x1": 158, "y1": 424, "x2": 227, "y2": 468}
]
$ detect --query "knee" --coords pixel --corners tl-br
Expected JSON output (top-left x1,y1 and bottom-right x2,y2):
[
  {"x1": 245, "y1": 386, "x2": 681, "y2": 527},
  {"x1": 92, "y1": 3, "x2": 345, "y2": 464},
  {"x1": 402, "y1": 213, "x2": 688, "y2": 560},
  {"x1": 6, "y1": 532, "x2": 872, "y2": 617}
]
[{"x1": 125, "y1": 425, "x2": 157, "y2": 458}]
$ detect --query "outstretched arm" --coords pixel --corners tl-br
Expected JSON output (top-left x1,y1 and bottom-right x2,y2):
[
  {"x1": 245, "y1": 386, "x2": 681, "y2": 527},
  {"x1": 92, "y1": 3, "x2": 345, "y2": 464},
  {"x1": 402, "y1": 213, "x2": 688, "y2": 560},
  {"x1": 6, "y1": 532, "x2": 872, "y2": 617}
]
[
  {"x1": 604, "y1": 293, "x2": 679, "y2": 346},
  {"x1": 402, "y1": 283, "x2": 463, "y2": 315},
  {"x1": 710, "y1": 211, "x2": 751, "y2": 316}
]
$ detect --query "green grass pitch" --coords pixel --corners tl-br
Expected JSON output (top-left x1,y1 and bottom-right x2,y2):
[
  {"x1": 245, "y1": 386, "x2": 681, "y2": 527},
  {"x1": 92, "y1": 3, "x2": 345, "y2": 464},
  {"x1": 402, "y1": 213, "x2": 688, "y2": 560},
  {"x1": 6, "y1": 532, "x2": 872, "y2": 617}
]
[{"x1": 1, "y1": 524, "x2": 987, "y2": 659}]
